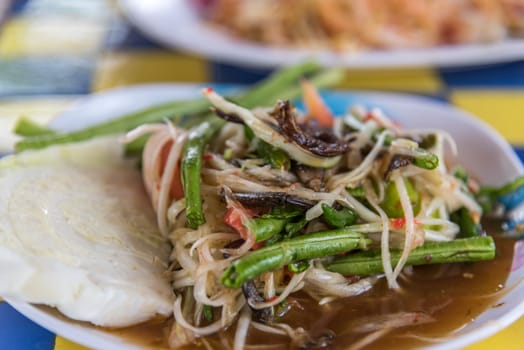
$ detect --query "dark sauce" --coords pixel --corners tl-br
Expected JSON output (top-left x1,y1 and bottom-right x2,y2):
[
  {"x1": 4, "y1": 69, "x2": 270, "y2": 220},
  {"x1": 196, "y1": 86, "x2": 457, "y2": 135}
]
[{"x1": 108, "y1": 230, "x2": 515, "y2": 350}]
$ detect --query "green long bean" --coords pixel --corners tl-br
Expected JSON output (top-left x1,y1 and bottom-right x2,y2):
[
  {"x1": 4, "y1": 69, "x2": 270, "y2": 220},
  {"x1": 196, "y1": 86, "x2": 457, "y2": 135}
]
[
  {"x1": 381, "y1": 179, "x2": 421, "y2": 218},
  {"x1": 238, "y1": 61, "x2": 321, "y2": 107},
  {"x1": 325, "y1": 236, "x2": 495, "y2": 276},
  {"x1": 481, "y1": 175, "x2": 524, "y2": 197},
  {"x1": 15, "y1": 62, "x2": 333, "y2": 152},
  {"x1": 15, "y1": 98, "x2": 211, "y2": 151},
  {"x1": 321, "y1": 203, "x2": 358, "y2": 228},
  {"x1": 451, "y1": 207, "x2": 481, "y2": 238},
  {"x1": 476, "y1": 175, "x2": 524, "y2": 212},
  {"x1": 182, "y1": 64, "x2": 344, "y2": 229},
  {"x1": 412, "y1": 149, "x2": 439, "y2": 170},
  {"x1": 256, "y1": 140, "x2": 290, "y2": 171},
  {"x1": 182, "y1": 118, "x2": 225, "y2": 228},
  {"x1": 248, "y1": 218, "x2": 287, "y2": 242},
  {"x1": 14, "y1": 117, "x2": 56, "y2": 137},
  {"x1": 244, "y1": 125, "x2": 288, "y2": 170},
  {"x1": 221, "y1": 228, "x2": 371, "y2": 288},
  {"x1": 275, "y1": 67, "x2": 344, "y2": 102},
  {"x1": 240, "y1": 65, "x2": 343, "y2": 110}
]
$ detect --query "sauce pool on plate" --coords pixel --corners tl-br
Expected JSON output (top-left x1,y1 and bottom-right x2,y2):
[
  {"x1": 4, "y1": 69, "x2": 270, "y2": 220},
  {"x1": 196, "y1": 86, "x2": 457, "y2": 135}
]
[{"x1": 109, "y1": 228, "x2": 515, "y2": 350}]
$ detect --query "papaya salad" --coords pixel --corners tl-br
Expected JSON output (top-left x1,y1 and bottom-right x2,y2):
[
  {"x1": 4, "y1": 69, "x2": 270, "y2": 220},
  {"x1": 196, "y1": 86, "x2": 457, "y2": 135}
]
[
  {"x1": 124, "y1": 84, "x2": 499, "y2": 348},
  {"x1": 12, "y1": 63, "x2": 522, "y2": 349}
]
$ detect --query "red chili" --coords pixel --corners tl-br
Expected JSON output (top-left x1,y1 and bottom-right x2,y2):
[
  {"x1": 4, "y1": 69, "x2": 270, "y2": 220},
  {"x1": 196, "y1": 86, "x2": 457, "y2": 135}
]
[
  {"x1": 390, "y1": 218, "x2": 406, "y2": 230},
  {"x1": 265, "y1": 295, "x2": 279, "y2": 302},
  {"x1": 390, "y1": 218, "x2": 421, "y2": 230},
  {"x1": 202, "y1": 153, "x2": 214, "y2": 161}
]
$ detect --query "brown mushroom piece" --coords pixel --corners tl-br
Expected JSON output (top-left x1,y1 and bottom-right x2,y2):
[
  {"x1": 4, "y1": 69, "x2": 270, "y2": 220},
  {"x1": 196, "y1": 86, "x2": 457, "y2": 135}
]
[
  {"x1": 221, "y1": 190, "x2": 316, "y2": 210},
  {"x1": 211, "y1": 107, "x2": 245, "y2": 124},
  {"x1": 384, "y1": 154, "x2": 414, "y2": 181},
  {"x1": 273, "y1": 100, "x2": 349, "y2": 157},
  {"x1": 241, "y1": 280, "x2": 273, "y2": 323}
]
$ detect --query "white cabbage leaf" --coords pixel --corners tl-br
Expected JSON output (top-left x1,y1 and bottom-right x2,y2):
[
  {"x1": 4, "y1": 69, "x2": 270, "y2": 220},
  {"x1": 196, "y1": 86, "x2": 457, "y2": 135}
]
[{"x1": 0, "y1": 137, "x2": 174, "y2": 327}]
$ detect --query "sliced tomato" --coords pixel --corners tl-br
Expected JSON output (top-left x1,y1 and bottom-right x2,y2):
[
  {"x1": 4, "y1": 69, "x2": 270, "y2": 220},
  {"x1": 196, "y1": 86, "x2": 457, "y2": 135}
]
[
  {"x1": 225, "y1": 207, "x2": 251, "y2": 240},
  {"x1": 301, "y1": 80, "x2": 335, "y2": 127},
  {"x1": 159, "y1": 140, "x2": 184, "y2": 200},
  {"x1": 224, "y1": 206, "x2": 264, "y2": 249}
]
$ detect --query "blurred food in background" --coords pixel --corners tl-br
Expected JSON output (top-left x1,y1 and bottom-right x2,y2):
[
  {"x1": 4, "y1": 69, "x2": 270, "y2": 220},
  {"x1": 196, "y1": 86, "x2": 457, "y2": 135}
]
[{"x1": 202, "y1": 0, "x2": 524, "y2": 51}]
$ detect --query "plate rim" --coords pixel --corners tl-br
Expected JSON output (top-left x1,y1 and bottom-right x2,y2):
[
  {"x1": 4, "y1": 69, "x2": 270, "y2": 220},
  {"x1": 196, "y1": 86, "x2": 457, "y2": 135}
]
[
  {"x1": 5, "y1": 83, "x2": 524, "y2": 350},
  {"x1": 5, "y1": 299, "x2": 144, "y2": 350}
]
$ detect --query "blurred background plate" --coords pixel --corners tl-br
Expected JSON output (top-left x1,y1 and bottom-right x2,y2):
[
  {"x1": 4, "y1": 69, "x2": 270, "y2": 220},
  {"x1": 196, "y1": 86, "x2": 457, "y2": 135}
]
[{"x1": 119, "y1": 0, "x2": 524, "y2": 68}]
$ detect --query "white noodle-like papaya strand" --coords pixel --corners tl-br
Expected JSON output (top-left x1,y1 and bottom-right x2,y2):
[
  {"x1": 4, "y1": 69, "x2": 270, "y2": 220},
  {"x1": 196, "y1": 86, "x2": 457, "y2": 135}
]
[
  {"x1": 347, "y1": 328, "x2": 392, "y2": 350},
  {"x1": 368, "y1": 107, "x2": 400, "y2": 133},
  {"x1": 167, "y1": 198, "x2": 187, "y2": 226},
  {"x1": 195, "y1": 255, "x2": 234, "y2": 275},
  {"x1": 167, "y1": 315, "x2": 197, "y2": 349},
  {"x1": 424, "y1": 231, "x2": 453, "y2": 242},
  {"x1": 172, "y1": 274, "x2": 194, "y2": 290},
  {"x1": 220, "y1": 295, "x2": 245, "y2": 328},
  {"x1": 272, "y1": 324, "x2": 311, "y2": 348},
  {"x1": 142, "y1": 127, "x2": 170, "y2": 210},
  {"x1": 263, "y1": 272, "x2": 276, "y2": 300},
  {"x1": 189, "y1": 233, "x2": 239, "y2": 258},
  {"x1": 353, "y1": 312, "x2": 436, "y2": 333},
  {"x1": 333, "y1": 117, "x2": 345, "y2": 137},
  {"x1": 122, "y1": 123, "x2": 165, "y2": 143},
  {"x1": 399, "y1": 129, "x2": 457, "y2": 156},
  {"x1": 334, "y1": 222, "x2": 384, "y2": 233},
  {"x1": 328, "y1": 130, "x2": 391, "y2": 189},
  {"x1": 249, "y1": 271, "x2": 307, "y2": 309},
  {"x1": 371, "y1": 200, "x2": 397, "y2": 288},
  {"x1": 157, "y1": 127, "x2": 187, "y2": 236},
  {"x1": 202, "y1": 89, "x2": 341, "y2": 168},
  {"x1": 204, "y1": 153, "x2": 237, "y2": 171},
  {"x1": 378, "y1": 202, "x2": 397, "y2": 288},
  {"x1": 220, "y1": 234, "x2": 256, "y2": 257},
  {"x1": 251, "y1": 322, "x2": 288, "y2": 336},
  {"x1": 363, "y1": 179, "x2": 397, "y2": 289},
  {"x1": 174, "y1": 242, "x2": 198, "y2": 274},
  {"x1": 174, "y1": 295, "x2": 237, "y2": 336},
  {"x1": 234, "y1": 306, "x2": 252, "y2": 350},
  {"x1": 196, "y1": 239, "x2": 214, "y2": 264},
  {"x1": 339, "y1": 191, "x2": 381, "y2": 222},
  {"x1": 304, "y1": 268, "x2": 381, "y2": 298},
  {"x1": 423, "y1": 174, "x2": 482, "y2": 215},
  {"x1": 420, "y1": 219, "x2": 459, "y2": 241},
  {"x1": 453, "y1": 185, "x2": 483, "y2": 214},
  {"x1": 391, "y1": 173, "x2": 418, "y2": 282},
  {"x1": 193, "y1": 242, "x2": 235, "y2": 308},
  {"x1": 423, "y1": 197, "x2": 445, "y2": 218},
  {"x1": 204, "y1": 168, "x2": 350, "y2": 204},
  {"x1": 193, "y1": 271, "x2": 230, "y2": 307},
  {"x1": 371, "y1": 171, "x2": 386, "y2": 202},
  {"x1": 171, "y1": 226, "x2": 198, "y2": 243},
  {"x1": 193, "y1": 302, "x2": 204, "y2": 327},
  {"x1": 220, "y1": 186, "x2": 257, "y2": 256},
  {"x1": 306, "y1": 199, "x2": 335, "y2": 221},
  {"x1": 305, "y1": 186, "x2": 343, "y2": 221}
]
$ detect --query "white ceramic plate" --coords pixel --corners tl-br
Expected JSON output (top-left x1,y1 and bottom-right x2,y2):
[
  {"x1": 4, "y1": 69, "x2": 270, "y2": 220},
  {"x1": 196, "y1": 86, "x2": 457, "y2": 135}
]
[
  {"x1": 6, "y1": 84, "x2": 524, "y2": 350},
  {"x1": 119, "y1": 0, "x2": 524, "y2": 68}
]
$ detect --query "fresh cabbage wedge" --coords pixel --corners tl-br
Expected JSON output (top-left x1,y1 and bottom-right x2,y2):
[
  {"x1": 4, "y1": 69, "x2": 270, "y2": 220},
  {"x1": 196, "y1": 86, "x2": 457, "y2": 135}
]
[{"x1": 0, "y1": 137, "x2": 174, "y2": 327}]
